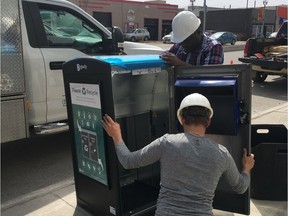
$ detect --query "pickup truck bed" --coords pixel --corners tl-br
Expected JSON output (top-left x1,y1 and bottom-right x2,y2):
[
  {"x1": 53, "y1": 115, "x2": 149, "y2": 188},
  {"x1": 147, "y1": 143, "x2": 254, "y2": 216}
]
[{"x1": 239, "y1": 21, "x2": 287, "y2": 82}]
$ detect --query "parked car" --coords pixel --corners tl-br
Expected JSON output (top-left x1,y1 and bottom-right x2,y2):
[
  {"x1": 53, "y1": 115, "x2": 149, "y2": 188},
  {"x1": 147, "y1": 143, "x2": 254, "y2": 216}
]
[
  {"x1": 123, "y1": 28, "x2": 150, "y2": 42},
  {"x1": 210, "y1": 31, "x2": 237, "y2": 45},
  {"x1": 162, "y1": 32, "x2": 172, "y2": 43}
]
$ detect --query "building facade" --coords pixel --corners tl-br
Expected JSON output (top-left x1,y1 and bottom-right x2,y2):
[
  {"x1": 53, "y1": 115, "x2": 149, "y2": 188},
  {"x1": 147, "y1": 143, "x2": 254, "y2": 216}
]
[
  {"x1": 196, "y1": 5, "x2": 287, "y2": 39},
  {"x1": 68, "y1": 0, "x2": 287, "y2": 41},
  {"x1": 69, "y1": 0, "x2": 179, "y2": 40}
]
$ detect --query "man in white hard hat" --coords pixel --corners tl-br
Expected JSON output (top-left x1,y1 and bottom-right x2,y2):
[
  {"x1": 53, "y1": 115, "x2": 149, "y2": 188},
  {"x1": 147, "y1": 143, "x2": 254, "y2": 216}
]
[
  {"x1": 102, "y1": 93, "x2": 254, "y2": 216},
  {"x1": 160, "y1": 11, "x2": 224, "y2": 66}
]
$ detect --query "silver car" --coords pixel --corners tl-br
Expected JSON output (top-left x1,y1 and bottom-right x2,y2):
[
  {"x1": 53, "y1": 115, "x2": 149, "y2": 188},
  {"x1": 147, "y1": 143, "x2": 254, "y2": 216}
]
[
  {"x1": 162, "y1": 32, "x2": 172, "y2": 43},
  {"x1": 123, "y1": 28, "x2": 150, "y2": 42}
]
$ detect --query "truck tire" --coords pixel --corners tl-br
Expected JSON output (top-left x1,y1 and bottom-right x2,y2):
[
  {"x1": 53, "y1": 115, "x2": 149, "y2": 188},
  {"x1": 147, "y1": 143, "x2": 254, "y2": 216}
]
[{"x1": 252, "y1": 71, "x2": 268, "y2": 83}]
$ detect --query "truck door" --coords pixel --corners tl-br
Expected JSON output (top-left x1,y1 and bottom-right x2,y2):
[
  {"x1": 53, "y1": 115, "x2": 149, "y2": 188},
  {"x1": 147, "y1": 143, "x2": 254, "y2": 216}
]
[
  {"x1": 172, "y1": 64, "x2": 252, "y2": 215},
  {"x1": 22, "y1": 1, "x2": 110, "y2": 123}
]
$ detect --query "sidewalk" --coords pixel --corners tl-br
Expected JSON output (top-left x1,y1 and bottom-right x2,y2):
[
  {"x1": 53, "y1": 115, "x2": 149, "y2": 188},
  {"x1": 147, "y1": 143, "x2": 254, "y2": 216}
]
[
  {"x1": 2, "y1": 183, "x2": 287, "y2": 216},
  {"x1": 2, "y1": 104, "x2": 287, "y2": 216}
]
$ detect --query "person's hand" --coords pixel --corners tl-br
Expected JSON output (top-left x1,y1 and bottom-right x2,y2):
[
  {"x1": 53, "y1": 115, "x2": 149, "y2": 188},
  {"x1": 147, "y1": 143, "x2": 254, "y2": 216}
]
[
  {"x1": 241, "y1": 148, "x2": 255, "y2": 174},
  {"x1": 160, "y1": 52, "x2": 190, "y2": 66},
  {"x1": 102, "y1": 114, "x2": 123, "y2": 144}
]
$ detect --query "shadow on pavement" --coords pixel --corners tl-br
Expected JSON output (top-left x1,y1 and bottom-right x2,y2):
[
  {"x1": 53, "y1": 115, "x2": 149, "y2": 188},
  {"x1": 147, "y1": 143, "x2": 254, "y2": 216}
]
[{"x1": 1, "y1": 131, "x2": 74, "y2": 205}]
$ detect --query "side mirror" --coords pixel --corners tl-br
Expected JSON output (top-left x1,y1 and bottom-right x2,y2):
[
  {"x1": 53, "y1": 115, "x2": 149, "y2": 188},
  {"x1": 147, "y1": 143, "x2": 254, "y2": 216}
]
[{"x1": 112, "y1": 26, "x2": 124, "y2": 53}]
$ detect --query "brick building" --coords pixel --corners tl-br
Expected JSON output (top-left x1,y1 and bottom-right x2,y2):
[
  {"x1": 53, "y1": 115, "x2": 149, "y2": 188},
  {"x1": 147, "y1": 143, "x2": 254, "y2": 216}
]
[
  {"x1": 68, "y1": 0, "x2": 179, "y2": 40},
  {"x1": 68, "y1": 0, "x2": 287, "y2": 41}
]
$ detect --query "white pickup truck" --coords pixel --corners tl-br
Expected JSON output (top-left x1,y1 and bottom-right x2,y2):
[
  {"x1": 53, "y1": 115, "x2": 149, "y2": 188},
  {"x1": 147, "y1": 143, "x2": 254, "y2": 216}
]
[{"x1": 1, "y1": 0, "x2": 163, "y2": 143}]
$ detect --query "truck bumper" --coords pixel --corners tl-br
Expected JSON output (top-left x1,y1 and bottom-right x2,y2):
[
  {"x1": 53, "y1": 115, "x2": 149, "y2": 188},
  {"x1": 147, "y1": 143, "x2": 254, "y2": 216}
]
[{"x1": 239, "y1": 57, "x2": 287, "y2": 75}]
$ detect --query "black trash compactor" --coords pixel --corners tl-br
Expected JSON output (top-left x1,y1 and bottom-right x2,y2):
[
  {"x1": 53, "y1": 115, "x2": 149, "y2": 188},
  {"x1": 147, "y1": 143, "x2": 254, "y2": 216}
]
[{"x1": 63, "y1": 55, "x2": 253, "y2": 216}]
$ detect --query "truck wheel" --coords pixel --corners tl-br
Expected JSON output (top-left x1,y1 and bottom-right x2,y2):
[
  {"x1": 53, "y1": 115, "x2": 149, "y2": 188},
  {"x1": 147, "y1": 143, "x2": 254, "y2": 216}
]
[{"x1": 252, "y1": 71, "x2": 268, "y2": 83}]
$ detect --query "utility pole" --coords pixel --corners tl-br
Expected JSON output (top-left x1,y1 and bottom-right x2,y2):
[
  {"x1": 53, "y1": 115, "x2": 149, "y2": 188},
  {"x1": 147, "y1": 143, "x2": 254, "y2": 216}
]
[
  {"x1": 190, "y1": 0, "x2": 195, "y2": 11},
  {"x1": 246, "y1": 0, "x2": 249, "y2": 8},
  {"x1": 262, "y1": 0, "x2": 268, "y2": 37},
  {"x1": 203, "y1": 0, "x2": 207, "y2": 33}
]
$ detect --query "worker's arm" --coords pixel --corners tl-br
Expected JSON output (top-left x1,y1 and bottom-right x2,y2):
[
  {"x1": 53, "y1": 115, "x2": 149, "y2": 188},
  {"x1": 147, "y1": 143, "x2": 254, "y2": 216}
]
[{"x1": 222, "y1": 149, "x2": 254, "y2": 194}]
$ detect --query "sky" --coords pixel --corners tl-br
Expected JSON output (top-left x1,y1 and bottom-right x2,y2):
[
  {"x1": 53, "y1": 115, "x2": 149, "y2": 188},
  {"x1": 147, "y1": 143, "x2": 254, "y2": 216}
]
[
  {"x1": 136, "y1": 0, "x2": 287, "y2": 9},
  {"x1": 170, "y1": 0, "x2": 288, "y2": 9}
]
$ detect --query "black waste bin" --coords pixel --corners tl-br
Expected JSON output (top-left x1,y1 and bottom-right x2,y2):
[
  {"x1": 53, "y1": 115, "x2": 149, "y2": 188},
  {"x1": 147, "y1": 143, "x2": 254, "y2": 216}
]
[
  {"x1": 251, "y1": 124, "x2": 287, "y2": 200},
  {"x1": 62, "y1": 56, "x2": 170, "y2": 216},
  {"x1": 63, "y1": 57, "x2": 254, "y2": 215}
]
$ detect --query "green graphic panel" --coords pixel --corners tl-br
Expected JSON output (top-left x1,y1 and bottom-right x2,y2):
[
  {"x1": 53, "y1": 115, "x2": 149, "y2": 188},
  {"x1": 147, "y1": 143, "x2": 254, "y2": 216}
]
[{"x1": 70, "y1": 83, "x2": 108, "y2": 186}]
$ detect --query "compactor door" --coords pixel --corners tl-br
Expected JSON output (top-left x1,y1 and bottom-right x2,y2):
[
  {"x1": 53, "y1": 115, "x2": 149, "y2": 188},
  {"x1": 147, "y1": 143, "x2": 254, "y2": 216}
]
[{"x1": 172, "y1": 64, "x2": 252, "y2": 215}]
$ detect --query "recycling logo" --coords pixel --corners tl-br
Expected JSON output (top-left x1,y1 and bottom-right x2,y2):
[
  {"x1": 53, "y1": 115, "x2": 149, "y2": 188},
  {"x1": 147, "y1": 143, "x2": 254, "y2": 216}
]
[{"x1": 82, "y1": 87, "x2": 86, "y2": 95}]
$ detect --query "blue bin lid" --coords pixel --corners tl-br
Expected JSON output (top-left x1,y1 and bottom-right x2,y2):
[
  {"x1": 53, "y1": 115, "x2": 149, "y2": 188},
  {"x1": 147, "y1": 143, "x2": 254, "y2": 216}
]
[
  {"x1": 95, "y1": 54, "x2": 167, "y2": 70},
  {"x1": 175, "y1": 78, "x2": 237, "y2": 87}
]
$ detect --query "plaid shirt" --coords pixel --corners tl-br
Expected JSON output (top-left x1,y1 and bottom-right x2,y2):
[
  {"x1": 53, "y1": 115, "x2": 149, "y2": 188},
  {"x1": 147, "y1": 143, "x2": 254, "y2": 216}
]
[{"x1": 169, "y1": 35, "x2": 224, "y2": 65}]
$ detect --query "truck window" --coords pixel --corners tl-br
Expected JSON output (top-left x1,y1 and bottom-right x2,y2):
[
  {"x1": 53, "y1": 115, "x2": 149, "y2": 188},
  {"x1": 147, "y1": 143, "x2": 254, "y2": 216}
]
[{"x1": 39, "y1": 7, "x2": 104, "y2": 53}]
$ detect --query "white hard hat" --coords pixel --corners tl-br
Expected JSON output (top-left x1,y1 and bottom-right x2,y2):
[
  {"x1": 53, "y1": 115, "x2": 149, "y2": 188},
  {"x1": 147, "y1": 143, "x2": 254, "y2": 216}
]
[
  {"x1": 171, "y1": 11, "x2": 201, "y2": 44},
  {"x1": 177, "y1": 93, "x2": 213, "y2": 124}
]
